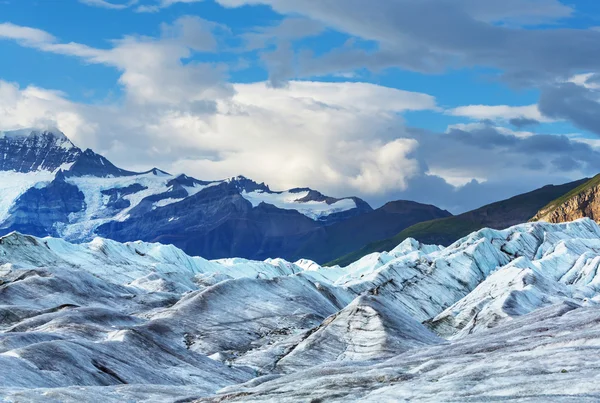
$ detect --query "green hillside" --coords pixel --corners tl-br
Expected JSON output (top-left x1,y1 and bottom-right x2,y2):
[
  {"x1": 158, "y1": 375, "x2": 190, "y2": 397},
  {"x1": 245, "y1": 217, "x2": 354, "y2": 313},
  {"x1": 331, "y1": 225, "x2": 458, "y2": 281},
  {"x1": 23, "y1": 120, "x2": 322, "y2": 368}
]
[
  {"x1": 328, "y1": 178, "x2": 589, "y2": 267},
  {"x1": 532, "y1": 174, "x2": 600, "y2": 220}
]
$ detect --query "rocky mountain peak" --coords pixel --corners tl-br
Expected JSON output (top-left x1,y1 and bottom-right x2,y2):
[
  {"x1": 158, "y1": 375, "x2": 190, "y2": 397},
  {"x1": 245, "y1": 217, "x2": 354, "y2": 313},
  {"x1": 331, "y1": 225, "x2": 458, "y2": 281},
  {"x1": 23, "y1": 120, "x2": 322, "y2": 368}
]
[
  {"x1": 226, "y1": 175, "x2": 271, "y2": 193},
  {"x1": 0, "y1": 127, "x2": 82, "y2": 173},
  {"x1": 64, "y1": 148, "x2": 140, "y2": 178}
]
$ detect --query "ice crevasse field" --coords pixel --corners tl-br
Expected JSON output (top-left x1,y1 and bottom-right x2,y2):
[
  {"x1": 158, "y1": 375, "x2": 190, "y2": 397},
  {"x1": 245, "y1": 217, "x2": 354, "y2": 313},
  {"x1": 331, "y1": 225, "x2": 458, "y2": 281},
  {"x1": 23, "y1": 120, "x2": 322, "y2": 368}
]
[{"x1": 2, "y1": 219, "x2": 600, "y2": 401}]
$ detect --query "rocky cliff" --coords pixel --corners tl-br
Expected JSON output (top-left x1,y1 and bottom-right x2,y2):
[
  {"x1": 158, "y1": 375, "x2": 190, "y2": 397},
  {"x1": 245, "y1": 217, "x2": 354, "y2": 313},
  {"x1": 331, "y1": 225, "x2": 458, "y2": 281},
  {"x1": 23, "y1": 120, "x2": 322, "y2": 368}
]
[{"x1": 532, "y1": 174, "x2": 600, "y2": 224}]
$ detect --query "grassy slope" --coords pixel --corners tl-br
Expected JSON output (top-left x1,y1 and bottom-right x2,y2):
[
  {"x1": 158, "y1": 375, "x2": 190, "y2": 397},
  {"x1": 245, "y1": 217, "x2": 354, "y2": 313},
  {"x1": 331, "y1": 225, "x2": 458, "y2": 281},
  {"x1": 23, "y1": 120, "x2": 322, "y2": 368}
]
[
  {"x1": 329, "y1": 178, "x2": 589, "y2": 267},
  {"x1": 533, "y1": 174, "x2": 600, "y2": 218}
]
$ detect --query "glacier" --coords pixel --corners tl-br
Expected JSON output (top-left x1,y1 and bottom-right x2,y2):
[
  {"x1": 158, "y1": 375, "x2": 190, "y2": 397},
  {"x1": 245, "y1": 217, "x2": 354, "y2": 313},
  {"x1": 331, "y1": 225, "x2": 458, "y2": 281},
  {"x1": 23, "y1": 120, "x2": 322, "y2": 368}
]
[{"x1": 2, "y1": 219, "x2": 600, "y2": 401}]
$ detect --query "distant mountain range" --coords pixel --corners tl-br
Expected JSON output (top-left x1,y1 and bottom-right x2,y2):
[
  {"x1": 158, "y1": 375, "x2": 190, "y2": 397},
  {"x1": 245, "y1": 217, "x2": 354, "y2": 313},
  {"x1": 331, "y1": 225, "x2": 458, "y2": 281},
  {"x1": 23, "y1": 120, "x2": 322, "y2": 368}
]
[
  {"x1": 0, "y1": 128, "x2": 449, "y2": 262},
  {"x1": 2, "y1": 127, "x2": 598, "y2": 265}
]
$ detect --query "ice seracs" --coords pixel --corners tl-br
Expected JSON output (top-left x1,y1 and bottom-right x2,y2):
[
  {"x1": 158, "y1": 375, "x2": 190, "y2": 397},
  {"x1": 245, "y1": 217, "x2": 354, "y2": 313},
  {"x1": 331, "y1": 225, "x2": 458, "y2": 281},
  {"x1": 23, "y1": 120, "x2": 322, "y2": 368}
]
[{"x1": 4, "y1": 208, "x2": 600, "y2": 400}]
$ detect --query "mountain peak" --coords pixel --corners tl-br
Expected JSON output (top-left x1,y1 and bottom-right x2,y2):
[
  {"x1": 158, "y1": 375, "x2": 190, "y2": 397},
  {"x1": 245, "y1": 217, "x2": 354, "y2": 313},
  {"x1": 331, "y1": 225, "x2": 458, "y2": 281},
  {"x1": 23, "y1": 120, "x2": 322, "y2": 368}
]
[
  {"x1": 1, "y1": 126, "x2": 63, "y2": 137},
  {"x1": 0, "y1": 127, "x2": 74, "y2": 147},
  {"x1": 0, "y1": 127, "x2": 81, "y2": 173},
  {"x1": 65, "y1": 148, "x2": 139, "y2": 178},
  {"x1": 143, "y1": 167, "x2": 171, "y2": 177},
  {"x1": 226, "y1": 175, "x2": 271, "y2": 193}
]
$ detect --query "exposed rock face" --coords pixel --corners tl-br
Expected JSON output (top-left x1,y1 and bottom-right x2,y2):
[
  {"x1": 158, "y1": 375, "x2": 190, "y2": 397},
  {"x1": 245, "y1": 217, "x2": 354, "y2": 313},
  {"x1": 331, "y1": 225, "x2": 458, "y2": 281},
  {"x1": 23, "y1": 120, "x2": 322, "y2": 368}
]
[
  {"x1": 100, "y1": 184, "x2": 148, "y2": 214},
  {"x1": 294, "y1": 200, "x2": 451, "y2": 263},
  {"x1": 95, "y1": 182, "x2": 328, "y2": 260},
  {"x1": 532, "y1": 180, "x2": 600, "y2": 224},
  {"x1": 0, "y1": 128, "x2": 81, "y2": 172},
  {"x1": 65, "y1": 149, "x2": 138, "y2": 178}
]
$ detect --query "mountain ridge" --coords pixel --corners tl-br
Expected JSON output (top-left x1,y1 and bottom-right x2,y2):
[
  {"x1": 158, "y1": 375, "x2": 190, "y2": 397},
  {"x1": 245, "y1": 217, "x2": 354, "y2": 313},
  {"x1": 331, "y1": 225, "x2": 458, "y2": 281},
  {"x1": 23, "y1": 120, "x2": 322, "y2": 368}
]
[
  {"x1": 329, "y1": 178, "x2": 588, "y2": 267},
  {"x1": 0, "y1": 127, "x2": 447, "y2": 261}
]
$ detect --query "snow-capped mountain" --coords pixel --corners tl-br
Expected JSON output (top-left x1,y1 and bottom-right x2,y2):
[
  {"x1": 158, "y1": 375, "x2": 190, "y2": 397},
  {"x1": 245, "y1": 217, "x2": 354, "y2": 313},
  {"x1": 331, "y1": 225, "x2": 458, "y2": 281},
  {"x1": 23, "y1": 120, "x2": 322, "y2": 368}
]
[
  {"x1": 0, "y1": 128, "x2": 80, "y2": 173},
  {"x1": 2, "y1": 219, "x2": 600, "y2": 401},
  {"x1": 0, "y1": 128, "x2": 449, "y2": 261}
]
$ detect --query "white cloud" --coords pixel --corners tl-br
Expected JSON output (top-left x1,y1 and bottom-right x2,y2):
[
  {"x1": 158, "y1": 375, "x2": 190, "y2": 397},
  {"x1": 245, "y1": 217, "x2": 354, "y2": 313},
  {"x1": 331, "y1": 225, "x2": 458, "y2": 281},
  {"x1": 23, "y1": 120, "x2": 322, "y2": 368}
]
[
  {"x1": 0, "y1": 23, "x2": 56, "y2": 45},
  {"x1": 0, "y1": 19, "x2": 230, "y2": 105},
  {"x1": 154, "y1": 81, "x2": 431, "y2": 193},
  {"x1": 0, "y1": 79, "x2": 433, "y2": 196},
  {"x1": 446, "y1": 122, "x2": 535, "y2": 138},
  {"x1": 447, "y1": 104, "x2": 552, "y2": 122},
  {"x1": 78, "y1": 0, "x2": 138, "y2": 10},
  {"x1": 425, "y1": 167, "x2": 487, "y2": 187},
  {"x1": 568, "y1": 73, "x2": 600, "y2": 90},
  {"x1": 0, "y1": 82, "x2": 96, "y2": 146},
  {"x1": 232, "y1": 81, "x2": 437, "y2": 113}
]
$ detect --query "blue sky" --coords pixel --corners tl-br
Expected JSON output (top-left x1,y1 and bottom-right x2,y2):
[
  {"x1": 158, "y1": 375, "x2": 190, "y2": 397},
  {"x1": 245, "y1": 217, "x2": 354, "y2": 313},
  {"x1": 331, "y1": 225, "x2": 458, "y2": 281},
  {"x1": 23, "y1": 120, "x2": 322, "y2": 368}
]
[{"x1": 2, "y1": 0, "x2": 600, "y2": 213}]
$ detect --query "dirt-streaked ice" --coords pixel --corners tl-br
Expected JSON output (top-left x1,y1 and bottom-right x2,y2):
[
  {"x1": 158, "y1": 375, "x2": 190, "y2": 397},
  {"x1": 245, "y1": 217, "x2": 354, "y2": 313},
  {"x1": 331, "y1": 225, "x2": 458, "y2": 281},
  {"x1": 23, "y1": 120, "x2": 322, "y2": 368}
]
[{"x1": 2, "y1": 219, "x2": 600, "y2": 401}]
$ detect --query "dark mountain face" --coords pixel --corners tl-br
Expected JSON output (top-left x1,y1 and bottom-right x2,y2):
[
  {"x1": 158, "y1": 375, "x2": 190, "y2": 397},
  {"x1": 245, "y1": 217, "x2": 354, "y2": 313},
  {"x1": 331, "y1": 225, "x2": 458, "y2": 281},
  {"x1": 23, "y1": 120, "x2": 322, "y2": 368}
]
[
  {"x1": 94, "y1": 188, "x2": 450, "y2": 262},
  {"x1": 291, "y1": 200, "x2": 452, "y2": 263},
  {"x1": 95, "y1": 182, "x2": 327, "y2": 260},
  {"x1": 1, "y1": 172, "x2": 86, "y2": 237},
  {"x1": 0, "y1": 129, "x2": 81, "y2": 173},
  {"x1": 65, "y1": 149, "x2": 139, "y2": 178},
  {"x1": 225, "y1": 179, "x2": 374, "y2": 226}
]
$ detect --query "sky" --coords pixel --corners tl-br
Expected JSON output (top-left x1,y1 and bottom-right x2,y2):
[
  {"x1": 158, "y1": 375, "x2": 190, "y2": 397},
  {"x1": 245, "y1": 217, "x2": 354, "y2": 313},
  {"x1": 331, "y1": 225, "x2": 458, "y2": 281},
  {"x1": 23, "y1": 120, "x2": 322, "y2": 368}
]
[{"x1": 2, "y1": 0, "x2": 600, "y2": 213}]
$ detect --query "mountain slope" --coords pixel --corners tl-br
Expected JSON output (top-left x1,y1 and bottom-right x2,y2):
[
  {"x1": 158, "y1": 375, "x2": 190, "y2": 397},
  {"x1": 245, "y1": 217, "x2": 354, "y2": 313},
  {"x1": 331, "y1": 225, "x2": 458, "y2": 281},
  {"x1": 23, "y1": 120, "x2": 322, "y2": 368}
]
[
  {"x1": 0, "y1": 127, "x2": 448, "y2": 261},
  {"x1": 330, "y1": 178, "x2": 588, "y2": 267},
  {"x1": 531, "y1": 173, "x2": 600, "y2": 224},
  {"x1": 290, "y1": 200, "x2": 451, "y2": 263}
]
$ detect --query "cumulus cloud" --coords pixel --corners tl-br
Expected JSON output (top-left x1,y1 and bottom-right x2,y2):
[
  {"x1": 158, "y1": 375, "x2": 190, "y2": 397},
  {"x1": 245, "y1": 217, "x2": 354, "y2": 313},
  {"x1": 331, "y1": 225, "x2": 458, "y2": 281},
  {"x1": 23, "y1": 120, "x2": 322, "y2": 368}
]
[
  {"x1": 0, "y1": 82, "x2": 97, "y2": 146},
  {"x1": 448, "y1": 104, "x2": 550, "y2": 123}
]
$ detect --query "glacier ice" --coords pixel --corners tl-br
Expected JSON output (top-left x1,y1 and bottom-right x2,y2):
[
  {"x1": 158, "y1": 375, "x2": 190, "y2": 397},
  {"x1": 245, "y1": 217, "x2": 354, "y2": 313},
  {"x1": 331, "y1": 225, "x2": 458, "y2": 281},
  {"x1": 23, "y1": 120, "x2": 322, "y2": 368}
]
[{"x1": 2, "y1": 219, "x2": 600, "y2": 401}]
